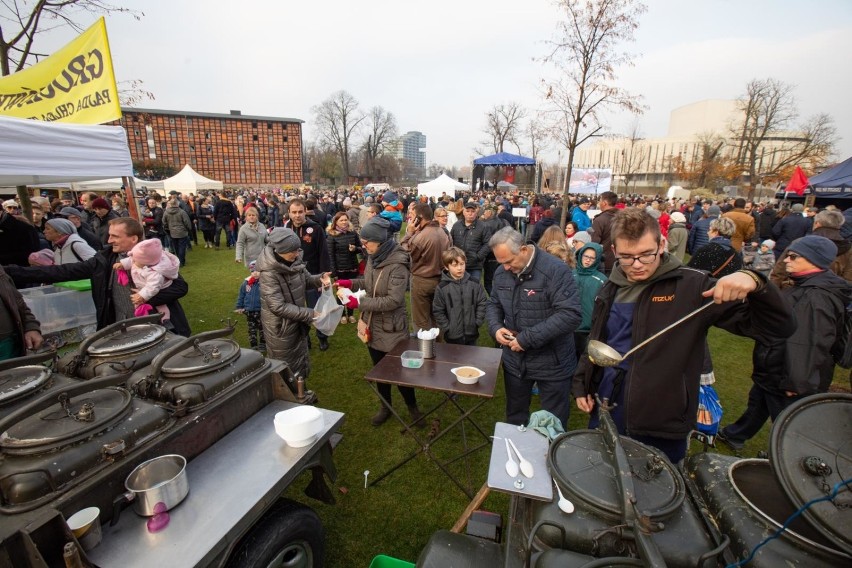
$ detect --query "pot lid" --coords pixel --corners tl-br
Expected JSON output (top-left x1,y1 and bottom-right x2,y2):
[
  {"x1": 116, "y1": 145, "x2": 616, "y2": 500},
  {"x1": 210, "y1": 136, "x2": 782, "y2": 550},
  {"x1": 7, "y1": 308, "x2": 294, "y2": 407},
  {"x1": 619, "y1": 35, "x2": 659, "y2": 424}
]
[
  {"x1": 0, "y1": 387, "x2": 132, "y2": 452},
  {"x1": 0, "y1": 366, "x2": 51, "y2": 406},
  {"x1": 159, "y1": 338, "x2": 241, "y2": 379},
  {"x1": 769, "y1": 392, "x2": 852, "y2": 555},
  {"x1": 87, "y1": 323, "x2": 167, "y2": 356},
  {"x1": 549, "y1": 430, "x2": 685, "y2": 522}
]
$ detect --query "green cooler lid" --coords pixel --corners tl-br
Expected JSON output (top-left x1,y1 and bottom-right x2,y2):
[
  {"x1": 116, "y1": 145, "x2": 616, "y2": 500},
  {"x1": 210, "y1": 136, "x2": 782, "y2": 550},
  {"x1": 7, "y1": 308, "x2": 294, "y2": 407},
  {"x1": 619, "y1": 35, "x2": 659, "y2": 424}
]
[
  {"x1": 54, "y1": 279, "x2": 92, "y2": 291},
  {"x1": 770, "y1": 392, "x2": 852, "y2": 555}
]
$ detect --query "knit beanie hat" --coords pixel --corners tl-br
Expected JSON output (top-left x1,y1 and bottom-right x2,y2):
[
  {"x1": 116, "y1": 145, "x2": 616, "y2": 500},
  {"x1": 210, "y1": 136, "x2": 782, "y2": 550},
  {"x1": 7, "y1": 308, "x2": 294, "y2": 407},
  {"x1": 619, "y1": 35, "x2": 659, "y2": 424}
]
[
  {"x1": 268, "y1": 227, "x2": 301, "y2": 253},
  {"x1": 787, "y1": 235, "x2": 837, "y2": 269},
  {"x1": 382, "y1": 191, "x2": 398, "y2": 204},
  {"x1": 670, "y1": 211, "x2": 686, "y2": 223},
  {"x1": 761, "y1": 239, "x2": 775, "y2": 249},
  {"x1": 791, "y1": 203, "x2": 804, "y2": 213},
  {"x1": 28, "y1": 249, "x2": 55, "y2": 266},
  {"x1": 46, "y1": 218, "x2": 77, "y2": 235},
  {"x1": 248, "y1": 260, "x2": 258, "y2": 271},
  {"x1": 130, "y1": 238, "x2": 164, "y2": 266},
  {"x1": 360, "y1": 218, "x2": 391, "y2": 243},
  {"x1": 573, "y1": 231, "x2": 591, "y2": 245},
  {"x1": 707, "y1": 205, "x2": 722, "y2": 217},
  {"x1": 91, "y1": 197, "x2": 110, "y2": 210}
]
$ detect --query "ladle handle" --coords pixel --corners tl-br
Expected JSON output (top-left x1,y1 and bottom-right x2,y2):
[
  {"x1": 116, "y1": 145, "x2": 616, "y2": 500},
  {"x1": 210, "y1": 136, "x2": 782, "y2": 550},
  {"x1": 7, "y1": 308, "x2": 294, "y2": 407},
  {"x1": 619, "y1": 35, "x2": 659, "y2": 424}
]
[{"x1": 621, "y1": 301, "x2": 715, "y2": 360}]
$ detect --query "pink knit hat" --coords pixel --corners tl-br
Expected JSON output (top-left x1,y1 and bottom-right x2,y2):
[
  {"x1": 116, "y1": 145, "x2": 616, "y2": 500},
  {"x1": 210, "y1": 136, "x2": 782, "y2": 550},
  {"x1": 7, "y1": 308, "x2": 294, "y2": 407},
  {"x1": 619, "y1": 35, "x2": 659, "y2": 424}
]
[{"x1": 130, "y1": 238, "x2": 163, "y2": 266}]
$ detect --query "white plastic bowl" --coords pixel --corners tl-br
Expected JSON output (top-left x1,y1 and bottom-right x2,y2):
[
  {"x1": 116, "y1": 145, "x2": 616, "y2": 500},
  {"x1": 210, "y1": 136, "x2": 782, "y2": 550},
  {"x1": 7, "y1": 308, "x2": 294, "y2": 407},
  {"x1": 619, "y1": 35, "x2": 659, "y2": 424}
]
[
  {"x1": 451, "y1": 366, "x2": 485, "y2": 385},
  {"x1": 274, "y1": 406, "x2": 324, "y2": 447},
  {"x1": 401, "y1": 350, "x2": 424, "y2": 369}
]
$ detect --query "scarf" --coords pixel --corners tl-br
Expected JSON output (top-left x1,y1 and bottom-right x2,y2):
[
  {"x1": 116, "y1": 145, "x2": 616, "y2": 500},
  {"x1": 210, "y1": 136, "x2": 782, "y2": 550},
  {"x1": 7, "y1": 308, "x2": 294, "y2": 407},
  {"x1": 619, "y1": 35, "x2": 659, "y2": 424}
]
[
  {"x1": 370, "y1": 239, "x2": 397, "y2": 267},
  {"x1": 245, "y1": 274, "x2": 258, "y2": 292}
]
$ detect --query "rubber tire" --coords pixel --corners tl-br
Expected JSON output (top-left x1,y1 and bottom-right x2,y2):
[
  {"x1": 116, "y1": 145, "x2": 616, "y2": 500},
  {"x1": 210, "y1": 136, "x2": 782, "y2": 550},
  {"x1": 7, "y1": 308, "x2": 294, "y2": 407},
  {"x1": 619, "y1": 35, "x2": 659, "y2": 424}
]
[{"x1": 226, "y1": 498, "x2": 325, "y2": 568}]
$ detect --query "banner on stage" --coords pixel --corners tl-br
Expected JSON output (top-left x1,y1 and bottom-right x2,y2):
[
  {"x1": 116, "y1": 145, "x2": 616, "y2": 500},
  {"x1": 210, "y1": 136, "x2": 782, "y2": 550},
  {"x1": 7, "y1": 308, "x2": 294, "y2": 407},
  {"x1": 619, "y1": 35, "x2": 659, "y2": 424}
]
[{"x1": 0, "y1": 17, "x2": 121, "y2": 124}]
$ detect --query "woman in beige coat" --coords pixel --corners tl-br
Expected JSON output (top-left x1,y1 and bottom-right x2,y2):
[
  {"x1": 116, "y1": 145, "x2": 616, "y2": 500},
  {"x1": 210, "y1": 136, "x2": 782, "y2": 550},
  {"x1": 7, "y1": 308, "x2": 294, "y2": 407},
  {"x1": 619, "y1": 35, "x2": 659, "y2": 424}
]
[{"x1": 337, "y1": 217, "x2": 423, "y2": 426}]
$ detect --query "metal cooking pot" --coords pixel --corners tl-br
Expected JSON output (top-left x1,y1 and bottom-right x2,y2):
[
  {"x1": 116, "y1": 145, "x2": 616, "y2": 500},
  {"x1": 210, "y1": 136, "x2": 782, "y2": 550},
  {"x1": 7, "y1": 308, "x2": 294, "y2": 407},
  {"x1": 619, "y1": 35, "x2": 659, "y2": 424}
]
[{"x1": 111, "y1": 455, "x2": 188, "y2": 525}]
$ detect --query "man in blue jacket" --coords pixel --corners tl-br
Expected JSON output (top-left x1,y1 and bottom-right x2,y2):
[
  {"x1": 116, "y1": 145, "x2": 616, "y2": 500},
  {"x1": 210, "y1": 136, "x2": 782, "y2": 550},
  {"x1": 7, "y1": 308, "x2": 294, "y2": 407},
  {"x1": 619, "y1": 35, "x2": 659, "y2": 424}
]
[{"x1": 486, "y1": 226, "x2": 582, "y2": 428}]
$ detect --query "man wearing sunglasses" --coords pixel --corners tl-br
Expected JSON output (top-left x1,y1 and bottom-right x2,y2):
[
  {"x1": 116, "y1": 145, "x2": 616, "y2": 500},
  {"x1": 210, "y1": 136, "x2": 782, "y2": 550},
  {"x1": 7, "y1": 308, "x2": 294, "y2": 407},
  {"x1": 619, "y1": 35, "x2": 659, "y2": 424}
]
[
  {"x1": 717, "y1": 235, "x2": 851, "y2": 450},
  {"x1": 573, "y1": 208, "x2": 795, "y2": 464}
]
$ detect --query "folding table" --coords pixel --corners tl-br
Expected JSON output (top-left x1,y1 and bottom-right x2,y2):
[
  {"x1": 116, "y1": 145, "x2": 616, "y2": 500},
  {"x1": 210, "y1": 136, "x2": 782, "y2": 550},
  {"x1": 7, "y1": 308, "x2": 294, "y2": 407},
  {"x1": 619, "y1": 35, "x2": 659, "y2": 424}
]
[{"x1": 364, "y1": 338, "x2": 502, "y2": 498}]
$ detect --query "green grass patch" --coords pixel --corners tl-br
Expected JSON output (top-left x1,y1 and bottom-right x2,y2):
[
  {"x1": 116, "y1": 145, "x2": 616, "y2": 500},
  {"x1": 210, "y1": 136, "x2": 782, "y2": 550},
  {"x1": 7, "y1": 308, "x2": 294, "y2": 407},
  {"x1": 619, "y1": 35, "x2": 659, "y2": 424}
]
[{"x1": 178, "y1": 238, "x2": 849, "y2": 568}]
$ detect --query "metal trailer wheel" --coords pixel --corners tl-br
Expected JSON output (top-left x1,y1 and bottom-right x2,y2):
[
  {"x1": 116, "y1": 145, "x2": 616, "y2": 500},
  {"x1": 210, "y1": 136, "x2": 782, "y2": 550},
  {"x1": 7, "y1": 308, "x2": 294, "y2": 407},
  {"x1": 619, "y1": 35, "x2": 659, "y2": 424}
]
[{"x1": 227, "y1": 498, "x2": 325, "y2": 568}]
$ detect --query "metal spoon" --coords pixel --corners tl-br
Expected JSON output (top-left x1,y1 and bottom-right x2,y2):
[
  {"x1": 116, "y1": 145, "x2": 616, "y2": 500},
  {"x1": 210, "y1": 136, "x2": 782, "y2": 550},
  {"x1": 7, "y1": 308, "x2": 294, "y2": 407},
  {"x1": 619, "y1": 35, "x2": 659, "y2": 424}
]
[
  {"x1": 508, "y1": 439, "x2": 534, "y2": 478},
  {"x1": 553, "y1": 480, "x2": 574, "y2": 514},
  {"x1": 587, "y1": 302, "x2": 715, "y2": 367},
  {"x1": 505, "y1": 438, "x2": 519, "y2": 478}
]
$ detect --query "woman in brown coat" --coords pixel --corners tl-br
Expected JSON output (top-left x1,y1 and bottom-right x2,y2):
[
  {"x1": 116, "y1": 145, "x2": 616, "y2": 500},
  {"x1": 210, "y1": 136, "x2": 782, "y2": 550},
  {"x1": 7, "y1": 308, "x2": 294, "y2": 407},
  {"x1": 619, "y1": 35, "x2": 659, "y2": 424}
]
[{"x1": 337, "y1": 217, "x2": 423, "y2": 426}]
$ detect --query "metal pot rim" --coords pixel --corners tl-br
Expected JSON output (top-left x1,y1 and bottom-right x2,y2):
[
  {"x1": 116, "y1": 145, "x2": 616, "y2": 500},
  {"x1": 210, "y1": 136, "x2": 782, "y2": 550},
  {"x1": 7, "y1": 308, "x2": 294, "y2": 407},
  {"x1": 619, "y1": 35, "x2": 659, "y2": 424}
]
[{"x1": 125, "y1": 454, "x2": 187, "y2": 493}]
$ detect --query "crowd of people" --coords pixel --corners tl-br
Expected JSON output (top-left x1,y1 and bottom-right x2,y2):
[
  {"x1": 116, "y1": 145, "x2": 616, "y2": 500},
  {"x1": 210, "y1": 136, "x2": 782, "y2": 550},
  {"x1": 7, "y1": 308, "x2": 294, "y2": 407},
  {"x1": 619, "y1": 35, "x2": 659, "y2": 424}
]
[{"x1": 1, "y1": 185, "x2": 850, "y2": 463}]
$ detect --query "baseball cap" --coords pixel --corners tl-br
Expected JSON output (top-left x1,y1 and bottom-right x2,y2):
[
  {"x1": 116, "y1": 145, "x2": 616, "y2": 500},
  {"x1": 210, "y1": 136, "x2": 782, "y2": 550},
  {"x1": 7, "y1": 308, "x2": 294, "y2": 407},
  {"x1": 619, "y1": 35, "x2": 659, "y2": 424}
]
[
  {"x1": 463, "y1": 201, "x2": 479, "y2": 209},
  {"x1": 59, "y1": 206, "x2": 83, "y2": 218}
]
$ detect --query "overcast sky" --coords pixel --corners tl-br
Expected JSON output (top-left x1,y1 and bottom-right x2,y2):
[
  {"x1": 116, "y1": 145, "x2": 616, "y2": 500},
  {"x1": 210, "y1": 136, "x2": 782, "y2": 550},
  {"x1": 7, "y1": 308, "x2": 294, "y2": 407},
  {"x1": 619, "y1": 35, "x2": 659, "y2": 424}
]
[{"x1": 34, "y1": 0, "x2": 852, "y2": 168}]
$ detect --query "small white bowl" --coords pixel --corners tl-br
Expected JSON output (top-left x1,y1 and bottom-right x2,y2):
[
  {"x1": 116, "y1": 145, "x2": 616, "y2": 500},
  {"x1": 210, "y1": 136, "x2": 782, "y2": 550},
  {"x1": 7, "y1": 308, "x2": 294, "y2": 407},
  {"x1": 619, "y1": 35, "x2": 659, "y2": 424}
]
[
  {"x1": 274, "y1": 406, "x2": 323, "y2": 447},
  {"x1": 451, "y1": 366, "x2": 485, "y2": 385}
]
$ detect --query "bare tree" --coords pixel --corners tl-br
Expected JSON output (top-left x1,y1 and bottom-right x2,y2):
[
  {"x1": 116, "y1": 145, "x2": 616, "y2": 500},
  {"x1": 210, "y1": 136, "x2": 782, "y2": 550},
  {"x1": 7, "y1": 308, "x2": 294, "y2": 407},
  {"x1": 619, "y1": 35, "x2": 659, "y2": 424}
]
[
  {"x1": 619, "y1": 118, "x2": 647, "y2": 189},
  {"x1": 482, "y1": 102, "x2": 527, "y2": 154},
  {"x1": 522, "y1": 116, "x2": 550, "y2": 159},
  {"x1": 312, "y1": 90, "x2": 365, "y2": 181},
  {"x1": 731, "y1": 78, "x2": 837, "y2": 200},
  {"x1": 363, "y1": 106, "x2": 398, "y2": 178},
  {"x1": 541, "y1": 0, "x2": 647, "y2": 228}
]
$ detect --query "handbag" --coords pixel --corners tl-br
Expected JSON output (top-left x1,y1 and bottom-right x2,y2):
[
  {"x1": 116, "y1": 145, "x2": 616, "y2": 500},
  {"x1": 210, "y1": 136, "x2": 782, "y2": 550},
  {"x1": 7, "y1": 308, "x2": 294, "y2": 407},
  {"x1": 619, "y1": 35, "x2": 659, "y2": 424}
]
[{"x1": 356, "y1": 269, "x2": 384, "y2": 344}]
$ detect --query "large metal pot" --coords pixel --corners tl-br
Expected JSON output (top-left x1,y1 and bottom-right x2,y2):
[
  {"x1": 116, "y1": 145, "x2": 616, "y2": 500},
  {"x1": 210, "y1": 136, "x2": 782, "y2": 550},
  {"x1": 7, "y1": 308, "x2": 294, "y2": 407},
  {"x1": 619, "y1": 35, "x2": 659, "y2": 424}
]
[{"x1": 112, "y1": 455, "x2": 188, "y2": 524}]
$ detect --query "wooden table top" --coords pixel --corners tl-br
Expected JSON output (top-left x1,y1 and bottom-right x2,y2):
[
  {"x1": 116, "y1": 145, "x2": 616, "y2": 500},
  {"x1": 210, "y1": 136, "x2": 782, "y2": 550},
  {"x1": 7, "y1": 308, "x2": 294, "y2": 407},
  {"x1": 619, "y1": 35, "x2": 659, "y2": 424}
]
[{"x1": 365, "y1": 338, "x2": 502, "y2": 399}]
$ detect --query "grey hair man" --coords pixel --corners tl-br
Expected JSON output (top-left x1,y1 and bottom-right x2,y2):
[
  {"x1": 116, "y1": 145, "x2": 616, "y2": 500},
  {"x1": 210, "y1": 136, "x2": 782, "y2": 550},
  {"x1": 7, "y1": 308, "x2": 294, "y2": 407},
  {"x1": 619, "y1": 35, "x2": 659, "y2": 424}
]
[{"x1": 485, "y1": 226, "x2": 582, "y2": 428}]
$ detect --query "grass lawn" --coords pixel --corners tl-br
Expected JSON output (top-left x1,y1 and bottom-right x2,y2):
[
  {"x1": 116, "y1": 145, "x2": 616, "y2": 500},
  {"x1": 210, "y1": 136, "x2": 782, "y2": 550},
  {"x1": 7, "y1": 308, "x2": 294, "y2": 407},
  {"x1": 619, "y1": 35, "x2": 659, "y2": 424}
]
[{"x1": 178, "y1": 239, "x2": 850, "y2": 568}]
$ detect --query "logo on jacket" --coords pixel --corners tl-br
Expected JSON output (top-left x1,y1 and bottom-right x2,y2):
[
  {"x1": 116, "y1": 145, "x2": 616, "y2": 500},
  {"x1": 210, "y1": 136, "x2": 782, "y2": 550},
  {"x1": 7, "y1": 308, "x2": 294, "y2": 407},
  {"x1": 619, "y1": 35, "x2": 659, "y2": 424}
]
[
  {"x1": 526, "y1": 289, "x2": 536, "y2": 297},
  {"x1": 651, "y1": 294, "x2": 674, "y2": 302}
]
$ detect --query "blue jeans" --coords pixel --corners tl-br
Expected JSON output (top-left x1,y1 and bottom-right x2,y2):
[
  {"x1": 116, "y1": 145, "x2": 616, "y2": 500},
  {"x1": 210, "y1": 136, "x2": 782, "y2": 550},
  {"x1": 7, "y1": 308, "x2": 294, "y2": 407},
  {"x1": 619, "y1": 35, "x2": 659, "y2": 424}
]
[
  {"x1": 214, "y1": 222, "x2": 234, "y2": 247},
  {"x1": 170, "y1": 236, "x2": 189, "y2": 266}
]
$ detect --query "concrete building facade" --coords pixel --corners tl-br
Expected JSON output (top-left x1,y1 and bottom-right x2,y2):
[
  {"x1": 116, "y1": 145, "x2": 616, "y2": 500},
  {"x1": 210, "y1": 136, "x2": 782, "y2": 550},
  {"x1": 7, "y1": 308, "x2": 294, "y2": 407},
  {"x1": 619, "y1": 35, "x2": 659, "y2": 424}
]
[
  {"x1": 117, "y1": 108, "x2": 305, "y2": 187},
  {"x1": 390, "y1": 130, "x2": 427, "y2": 171}
]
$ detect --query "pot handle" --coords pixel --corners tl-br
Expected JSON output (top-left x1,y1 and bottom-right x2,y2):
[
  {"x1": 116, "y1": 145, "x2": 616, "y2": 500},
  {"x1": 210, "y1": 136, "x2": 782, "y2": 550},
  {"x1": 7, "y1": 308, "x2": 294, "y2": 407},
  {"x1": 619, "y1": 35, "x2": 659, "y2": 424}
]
[
  {"x1": 0, "y1": 350, "x2": 56, "y2": 374},
  {"x1": 145, "y1": 326, "x2": 236, "y2": 382},
  {"x1": 111, "y1": 491, "x2": 135, "y2": 526},
  {"x1": 64, "y1": 313, "x2": 165, "y2": 376}
]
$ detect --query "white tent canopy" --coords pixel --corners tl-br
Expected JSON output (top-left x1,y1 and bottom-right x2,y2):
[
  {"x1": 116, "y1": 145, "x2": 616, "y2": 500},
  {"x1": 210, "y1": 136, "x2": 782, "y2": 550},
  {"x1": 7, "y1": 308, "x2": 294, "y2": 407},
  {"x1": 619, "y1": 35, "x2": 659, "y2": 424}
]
[
  {"x1": 37, "y1": 176, "x2": 164, "y2": 192},
  {"x1": 0, "y1": 114, "x2": 132, "y2": 186},
  {"x1": 162, "y1": 164, "x2": 223, "y2": 194},
  {"x1": 417, "y1": 173, "x2": 468, "y2": 199}
]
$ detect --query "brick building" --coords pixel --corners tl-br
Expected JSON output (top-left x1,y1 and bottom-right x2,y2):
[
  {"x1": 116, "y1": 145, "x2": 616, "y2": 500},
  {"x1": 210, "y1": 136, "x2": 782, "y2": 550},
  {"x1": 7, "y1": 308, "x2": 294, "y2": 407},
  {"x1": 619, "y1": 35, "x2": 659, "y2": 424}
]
[{"x1": 116, "y1": 108, "x2": 304, "y2": 187}]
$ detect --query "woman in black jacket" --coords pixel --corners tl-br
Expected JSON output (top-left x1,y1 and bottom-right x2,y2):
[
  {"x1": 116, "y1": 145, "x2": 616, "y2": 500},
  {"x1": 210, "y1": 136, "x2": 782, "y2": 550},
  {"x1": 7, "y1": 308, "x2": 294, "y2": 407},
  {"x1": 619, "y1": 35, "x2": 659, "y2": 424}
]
[
  {"x1": 326, "y1": 212, "x2": 362, "y2": 324},
  {"x1": 197, "y1": 197, "x2": 216, "y2": 248}
]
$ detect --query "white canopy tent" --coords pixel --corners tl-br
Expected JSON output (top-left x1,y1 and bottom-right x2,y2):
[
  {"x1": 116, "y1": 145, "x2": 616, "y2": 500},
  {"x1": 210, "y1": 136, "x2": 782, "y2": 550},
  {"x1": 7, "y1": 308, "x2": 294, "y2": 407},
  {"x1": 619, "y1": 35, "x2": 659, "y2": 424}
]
[
  {"x1": 37, "y1": 176, "x2": 164, "y2": 192},
  {"x1": 417, "y1": 173, "x2": 468, "y2": 199},
  {"x1": 162, "y1": 164, "x2": 223, "y2": 194},
  {"x1": 0, "y1": 114, "x2": 132, "y2": 186}
]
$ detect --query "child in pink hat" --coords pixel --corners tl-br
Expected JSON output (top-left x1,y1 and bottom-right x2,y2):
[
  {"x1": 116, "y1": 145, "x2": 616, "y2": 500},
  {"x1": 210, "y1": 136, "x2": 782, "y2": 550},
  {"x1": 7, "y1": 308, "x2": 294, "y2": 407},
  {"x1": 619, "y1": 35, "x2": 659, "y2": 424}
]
[{"x1": 113, "y1": 238, "x2": 180, "y2": 323}]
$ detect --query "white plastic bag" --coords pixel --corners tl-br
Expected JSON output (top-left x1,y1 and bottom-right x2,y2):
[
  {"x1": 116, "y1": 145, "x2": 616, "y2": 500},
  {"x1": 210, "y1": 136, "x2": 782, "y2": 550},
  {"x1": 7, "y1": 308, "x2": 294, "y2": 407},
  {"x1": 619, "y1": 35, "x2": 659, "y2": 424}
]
[{"x1": 313, "y1": 285, "x2": 344, "y2": 336}]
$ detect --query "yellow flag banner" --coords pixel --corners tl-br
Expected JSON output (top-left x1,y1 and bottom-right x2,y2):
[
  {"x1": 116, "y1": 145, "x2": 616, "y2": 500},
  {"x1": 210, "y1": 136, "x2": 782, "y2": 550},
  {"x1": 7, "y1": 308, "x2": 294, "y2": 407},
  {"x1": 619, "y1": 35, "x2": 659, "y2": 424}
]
[{"x1": 0, "y1": 17, "x2": 121, "y2": 124}]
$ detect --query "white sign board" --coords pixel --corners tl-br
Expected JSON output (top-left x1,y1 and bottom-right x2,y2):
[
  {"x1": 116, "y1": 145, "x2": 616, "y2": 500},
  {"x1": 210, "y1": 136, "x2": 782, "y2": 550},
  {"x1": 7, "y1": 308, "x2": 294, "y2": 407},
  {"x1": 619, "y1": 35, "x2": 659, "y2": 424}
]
[{"x1": 512, "y1": 207, "x2": 527, "y2": 218}]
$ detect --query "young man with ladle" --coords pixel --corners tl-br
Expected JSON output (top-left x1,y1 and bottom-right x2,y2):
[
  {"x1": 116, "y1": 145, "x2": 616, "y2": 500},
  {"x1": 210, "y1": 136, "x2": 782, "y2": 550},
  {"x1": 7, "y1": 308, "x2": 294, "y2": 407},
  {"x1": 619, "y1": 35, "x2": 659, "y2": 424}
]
[{"x1": 572, "y1": 208, "x2": 794, "y2": 464}]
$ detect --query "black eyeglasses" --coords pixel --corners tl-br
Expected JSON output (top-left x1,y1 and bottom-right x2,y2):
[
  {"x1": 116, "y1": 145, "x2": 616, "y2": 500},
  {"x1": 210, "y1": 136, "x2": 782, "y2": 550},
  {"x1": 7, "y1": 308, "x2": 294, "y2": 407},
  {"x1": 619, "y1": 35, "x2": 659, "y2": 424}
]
[
  {"x1": 785, "y1": 252, "x2": 801, "y2": 260},
  {"x1": 615, "y1": 252, "x2": 659, "y2": 266},
  {"x1": 581, "y1": 254, "x2": 597, "y2": 261}
]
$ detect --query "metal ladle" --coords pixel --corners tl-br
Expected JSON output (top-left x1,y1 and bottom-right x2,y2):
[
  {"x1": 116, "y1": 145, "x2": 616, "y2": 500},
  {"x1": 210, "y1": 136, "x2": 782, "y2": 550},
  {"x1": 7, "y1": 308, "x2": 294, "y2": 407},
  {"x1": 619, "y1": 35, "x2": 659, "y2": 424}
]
[{"x1": 587, "y1": 302, "x2": 715, "y2": 367}]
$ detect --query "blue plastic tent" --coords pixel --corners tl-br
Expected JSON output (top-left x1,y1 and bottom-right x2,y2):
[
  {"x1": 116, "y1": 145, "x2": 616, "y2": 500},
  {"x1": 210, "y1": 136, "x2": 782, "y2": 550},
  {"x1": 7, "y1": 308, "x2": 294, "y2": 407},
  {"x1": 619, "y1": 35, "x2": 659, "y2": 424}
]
[
  {"x1": 473, "y1": 152, "x2": 536, "y2": 166},
  {"x1": 809, "y1": 156, "x2": 852, "y2": 197}
]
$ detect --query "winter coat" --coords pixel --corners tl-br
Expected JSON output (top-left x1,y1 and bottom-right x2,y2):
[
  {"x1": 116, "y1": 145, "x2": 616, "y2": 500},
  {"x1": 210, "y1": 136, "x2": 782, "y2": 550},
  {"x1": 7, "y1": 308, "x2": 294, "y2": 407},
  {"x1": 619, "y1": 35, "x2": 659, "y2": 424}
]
[
  {"x1": 213, "y1": 198, "x2": 239, "y2": 226},
  {"x1": 401, "y1": 222, "x2": 451, "y2": 278},
  {"x1": 572, "y1": 255, "x2": 795, "y2": 440},
  {"x1": 256, "y1": 246, "x2": 323, "y2": 379},
  {"x1": 162, "y1": 206, "x2": 194, "y2": 239},
  {"x1": 349, "y1": 243, "x2": 410, "y2": 353},
  {"x1": 143, "y1": 206, "x2": 165, "y2": 238},
  {"x1": 235, "y1": 222, "x2": 268, "y2": 267},
  {"x1": 90, "y1": 209, "x2": 120, "y2": 246},
  {"x1": 573, "y1": 242, "x2": 607, "y2": 333},
  {"x1": 4, "y1": 246, "x2": 191, "y2": 336},
  {"x1": 752, "y1": 270, "x2": 851, "y2": 395},
  {"x1": 283, "y1": 218, "x2": 330, "y2": 274},
  {"x1": 591, "y1": 208, "x2": 617, "y2": 272},
  {"x1": 432, "y1": 270, "x2": 487, "y2": 343},
  {"x1": 770, "y1": 226, "x2": 852, "y2": 288},
  {"x1": 687, "y1": 237, "x2": 743, "y2": 278},
  {"x1": 772, "y1": 213, "x2": 809, "y2": 256},
  {"x1": 687, "y1": 215, "x2": 718, "y2": 255},
  {"x1": 486, "y1": 246, "x2": 583, "y2": 382},
  {"x1": 666, "y1": 222, "x2": 688, "y2": 262},
  {"x1": 326, "y1": 230, "x2": 361, "y2": 275},
  {"x1": 450, "y1": 219, "x2": 493, "y2": 271},
  {"x1": 53, "y1": 233, "x2": 97, "y2": 265},
  {"x1": 235, "y1": 276, "x2": 262, "y2": 312},
  {"x1": 0, "y1": 266, "x2": 41, "y2": 357},
  {"x1": 722, "y1": 208, "x2": 756, "y2": 251},
  {"x1": 0, "y1": 212, "x2": 41, "y2": 267},
  {"x1": 530, "y1": 216, "x2": 558, "y2": 244},
  {"x1": 571, "y1": 208, "x2": 591, "y2": 232},
  {"x1": 197, "y1": 204, "x2": 216, "y2": 231},
  {"x1": 758, "y1": 208, "x2": 777, "y2": 240}
]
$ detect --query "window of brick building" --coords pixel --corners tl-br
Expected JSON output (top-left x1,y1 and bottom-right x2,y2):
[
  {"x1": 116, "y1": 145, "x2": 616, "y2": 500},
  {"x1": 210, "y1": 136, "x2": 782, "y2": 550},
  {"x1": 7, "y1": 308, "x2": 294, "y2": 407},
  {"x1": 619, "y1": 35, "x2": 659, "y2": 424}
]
[
  {"x1": 267, "y1": 123, "x2": 273, "y2": 129},
  {"x1": 283, "y1": 135, "x2": 288, "y2": 142},
  {"x1": 251, "y1": 121, "x2": 257, "y2": 129},
  {"x1": 252, "y1": 134, "x2": 258, "y2": 141}
]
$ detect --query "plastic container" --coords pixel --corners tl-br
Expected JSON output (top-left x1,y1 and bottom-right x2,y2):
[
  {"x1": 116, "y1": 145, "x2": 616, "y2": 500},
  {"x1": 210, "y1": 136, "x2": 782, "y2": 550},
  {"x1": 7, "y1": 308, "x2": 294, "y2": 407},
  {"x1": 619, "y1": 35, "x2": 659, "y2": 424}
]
[
  {"x1": 369, "y1": 555, "x2": 415, "y2": 568},
  {"x1": 400, "y1": 350, "x2": 424, "y2": 369},
  {"x1": 19, "y1": 285, "x2": 97, "y2": 334}
]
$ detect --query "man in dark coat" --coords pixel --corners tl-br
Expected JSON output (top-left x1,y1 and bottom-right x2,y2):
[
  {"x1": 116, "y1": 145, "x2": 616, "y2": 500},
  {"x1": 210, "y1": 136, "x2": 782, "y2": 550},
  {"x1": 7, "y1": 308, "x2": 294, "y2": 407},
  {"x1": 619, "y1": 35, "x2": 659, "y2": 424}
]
[
  {"x1": 58, "y1": 206, "x2": 102, "y2": 250},
  {"x1": 0, "y1": 265, "x2": 43, "y2": 360},
  {"x1": 487, "y1": 226, "x2": 582, "y2": 428},
  {"x1": 451, "y1": 202, "x2": 493, "y2": 283},
  {"x1": 591, "y1": 191, "x2": 618, "y2": 273},
  {"x1": 772, "y1": 203, "x2": 809, "y2": 259},
  {"x1": 213, "y1": 192, "x2": 239, "y2": 248},
  {"x1": 4, "y1": 218, "x2": 191, "y2": 337},
  {"x1": 0, "y1": 210, "x2": 41, "y2": 267}
]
